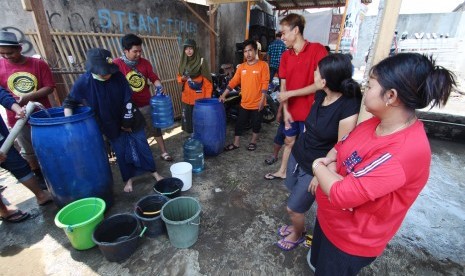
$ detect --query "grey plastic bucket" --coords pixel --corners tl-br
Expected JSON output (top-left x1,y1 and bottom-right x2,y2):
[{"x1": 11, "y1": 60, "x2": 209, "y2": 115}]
[
  {"x1": 134, "y1": 194, "x2": 169, "y2": 238},
  {"x1": 161, "y1": 196, "x2": 201, "y2": 248}
]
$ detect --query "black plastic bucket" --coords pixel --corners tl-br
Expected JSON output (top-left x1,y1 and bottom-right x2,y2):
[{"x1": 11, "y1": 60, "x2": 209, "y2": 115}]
[
  {"x1": 153, "y1": 178, "x2": 183, "y2": 199},
  {"x1": 92, "y1": 213, "x2": 141, "y2": 262},
  {"x1": 134, "y1": 194, "x2": 169, "y2": 238}
]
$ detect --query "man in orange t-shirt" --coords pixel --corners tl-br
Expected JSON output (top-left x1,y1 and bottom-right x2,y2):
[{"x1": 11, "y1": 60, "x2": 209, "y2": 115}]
[{"x1": 219, "y1": 39, "x2": 269, "y2": 152}]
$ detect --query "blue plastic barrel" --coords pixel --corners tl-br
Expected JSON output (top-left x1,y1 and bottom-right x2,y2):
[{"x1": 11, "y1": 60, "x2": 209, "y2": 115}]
[
  {"x1": 29, "y1": 107, "x2": 114, "y2": 208},
  {"x1": 150, "y1": 87, "x2": 174, "y2": 129},
  {"x1": 193, "y1": 99, "x2": 226, "y2": 156},
  {"x1": 183, "y1": 138, "x2": 204, "y2": 173}
]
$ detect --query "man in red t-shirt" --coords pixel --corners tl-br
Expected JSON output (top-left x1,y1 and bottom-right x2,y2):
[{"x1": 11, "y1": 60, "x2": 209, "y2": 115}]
[
  {"x1": 265, "y1": 14, "x2": 327, "y2": 181},
  {"x1": 114, "y1": 34, "x2": 172, "y2": 162},
  {"x1": 0, "y1": 31, "x2": 55, "y2": 188}
]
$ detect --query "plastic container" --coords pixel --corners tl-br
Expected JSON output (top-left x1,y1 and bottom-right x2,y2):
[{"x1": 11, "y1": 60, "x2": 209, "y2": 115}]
[
  {"x1": 161, "y1": 197, "x2": 201, "y2": 249},
  {"x1": 150, "y1": 87, "x2": 174, "y2": 129},
  {"x1": 92, "y1": 213, "x2": 142, "y2": 262},
  {"x1": 183, "y1": 138, "x2": 204, "y2": 173},
  {"x1": 54, "y1": 197, "x2": 106, "y2": 250},
  {"x1": 153, "y1": 177, "x2": 183, "y2": 199},
  {"x1": 170, "y1": 162, "x2": 193, "y2": 191},
  {"x1": 193, "y1": 98, "x2": 226, "y2": 156},
  {"x1": 134, "y1": 194, "x2": 169, "y2": 238},
  {"x1": 29, "y1": 107, "x2": 114, "y2": 208}
]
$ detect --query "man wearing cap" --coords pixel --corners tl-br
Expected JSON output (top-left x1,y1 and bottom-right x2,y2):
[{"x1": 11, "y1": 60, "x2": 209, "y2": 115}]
[
  {"x1": 63, "y1": 48, "x2": 164, "y2": 193},
  {"x1": 177, "y1": 38, "x2": 212, "y2": 134},
  {"x1": 0, "y1": 31, "x2": 55, "y2": 188},
  {"x1": 113, "y1": 33, "x2": 173, "y2": 162}
]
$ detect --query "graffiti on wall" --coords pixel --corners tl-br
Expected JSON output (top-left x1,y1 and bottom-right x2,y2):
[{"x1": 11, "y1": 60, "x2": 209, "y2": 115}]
[
  {"x1": 43, "y1": 8, "x2": 198, "y2": 38},
  {"x1": 97, "y1": 9, "x2": 198, "y2": 39}
]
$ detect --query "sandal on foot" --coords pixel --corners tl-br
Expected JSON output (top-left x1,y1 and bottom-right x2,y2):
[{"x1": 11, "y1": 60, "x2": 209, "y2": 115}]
[
  {"x1": 264, "y1": 173, "x2": 286, "y2": 180},
  {"x1": 278, "y1": 225, "x2": 293, "y2": 237},
  {"x1": 276, "y1": 235, "x2": 305, "y2": 251},
  {"x1": 160, "y1": 152, "x2": 173, "y2": 162},
  {"x1": 1, "y1": 210, "x2": 30, "y2": 223},
  {"x1": 265, "y1": 156, "x2": 278, "y2": 165},
  {"x1": 224, "y1": 143, "x2": 239, "y2": 151},
  {"x1": 247, "y1": 143, "x2": 257, "y2": 151}
]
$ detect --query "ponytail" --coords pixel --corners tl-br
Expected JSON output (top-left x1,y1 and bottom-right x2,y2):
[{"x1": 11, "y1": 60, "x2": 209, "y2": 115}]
[
  {"x1": 417, "y1": 65, "x2": 456, "y2": 109},
  {"x1": 340, "y1": 78, "x2": 362, "y2": 99},
  {"x1": 371, "y1": 53, "x2": 456, "y2": 110}
]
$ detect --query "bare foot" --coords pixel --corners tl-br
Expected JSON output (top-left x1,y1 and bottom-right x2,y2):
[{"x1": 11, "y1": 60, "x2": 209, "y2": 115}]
[
  {"x1": 124, "y1": 179, "x2": 133, "y2": 193},
  {"x1": 152, "y1": 172, "x2": 163, "y2": 182}
]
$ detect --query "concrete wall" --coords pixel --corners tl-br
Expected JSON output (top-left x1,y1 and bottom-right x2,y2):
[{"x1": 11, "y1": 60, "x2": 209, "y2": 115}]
[
  {"x1": 355, "y1": 12, "x2": 464, "y2": 68},
  {"x1": 1, "y1": 0, "x2": 211, "y2": 64}
]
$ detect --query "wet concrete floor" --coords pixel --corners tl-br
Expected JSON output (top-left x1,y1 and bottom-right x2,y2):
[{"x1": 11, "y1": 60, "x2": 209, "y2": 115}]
[{"x1": 0, "y1": 120, "x2": 464, "y2": 276}]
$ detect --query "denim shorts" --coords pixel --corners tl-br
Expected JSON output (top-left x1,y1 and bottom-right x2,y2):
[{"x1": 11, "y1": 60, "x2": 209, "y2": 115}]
[
  {"x1": 273, "y1": 122, "x2": 285, "y2": 146},
  {"x1": 283, "y1": 121, "x2": 305, "y2": 137},
  {"x1": 0, "y1": 141, "x2": 33, "y2": 182},
  {"x1": 285, "y1": 153, "x2": 315, "y2": 213}
]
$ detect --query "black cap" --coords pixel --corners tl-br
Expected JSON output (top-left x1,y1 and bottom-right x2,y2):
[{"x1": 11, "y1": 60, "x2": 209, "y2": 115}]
[{"x1": 85, "y1": 48, "x2": 119, "y2": 75}]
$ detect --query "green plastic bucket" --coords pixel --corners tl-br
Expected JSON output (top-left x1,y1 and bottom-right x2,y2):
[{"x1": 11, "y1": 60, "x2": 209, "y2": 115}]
[
  {"x1": 161, "y1": 197, "x2": 201, "y2": 248},
  {"x1": 54, "y1": 197, "x2": 106, "y2": 250}
]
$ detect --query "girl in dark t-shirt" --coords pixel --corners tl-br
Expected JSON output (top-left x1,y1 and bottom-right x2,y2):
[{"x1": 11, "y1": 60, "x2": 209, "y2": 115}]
[{"x1": 276, "y1": 54, "x2": 362, "y2": 251}]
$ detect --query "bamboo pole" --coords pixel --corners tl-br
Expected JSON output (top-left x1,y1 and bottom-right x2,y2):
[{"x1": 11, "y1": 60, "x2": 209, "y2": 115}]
[{"x1": 335, "y1": 0, "x2": 350, "y2": 53}]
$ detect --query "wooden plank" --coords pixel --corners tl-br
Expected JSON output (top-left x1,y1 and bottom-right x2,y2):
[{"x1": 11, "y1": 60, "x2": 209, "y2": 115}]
[
  {"x1": 358, "y1": 0, "x2": 402, "y2": 123},
  {"x1": 29, "y1": 0, "x2": 68, "y2": 104}
]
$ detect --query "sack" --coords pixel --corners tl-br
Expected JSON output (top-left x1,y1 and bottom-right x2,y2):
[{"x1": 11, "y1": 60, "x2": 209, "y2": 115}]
[{"x1": 187, "y1": 79, "x2": 203, "y2": 92}]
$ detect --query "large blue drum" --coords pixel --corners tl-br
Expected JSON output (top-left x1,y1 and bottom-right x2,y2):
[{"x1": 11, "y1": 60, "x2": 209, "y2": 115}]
[
  {"x1": 29, "y1": 107, "x2": 113, "y2": 208},
  {"x1": 193, "y1": 99, "x2": 226, "y2": 156}
]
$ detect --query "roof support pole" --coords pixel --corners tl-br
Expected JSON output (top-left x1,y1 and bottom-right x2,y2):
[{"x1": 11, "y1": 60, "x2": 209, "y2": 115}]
[
  {"x1": 358, "y1": 0, "x2": 402, "y2": 123},
  {"x1": 27, "y1": 0, "x2": 67, "y2": 105}
]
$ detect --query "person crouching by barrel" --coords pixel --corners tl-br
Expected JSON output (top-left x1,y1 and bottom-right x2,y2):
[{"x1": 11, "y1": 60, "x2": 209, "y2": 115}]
[
  {"x1": 0, "y1": 86, "x2": 53, "y2": 209},
  {"x1": 219, "y1": 39, "x2": 270, "y2": 152},
  {"x1": 63, "y1": 48, "x2": 164, "y2": 193},
  {"x1": 177, "y1": 39, "x2": 213, "y2": 134}
]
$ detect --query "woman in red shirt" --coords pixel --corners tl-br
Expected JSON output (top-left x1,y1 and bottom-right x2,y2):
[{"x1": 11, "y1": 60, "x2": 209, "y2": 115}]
[{"x1": 309, "y1": 53, "x2": 456, "y2": 275}]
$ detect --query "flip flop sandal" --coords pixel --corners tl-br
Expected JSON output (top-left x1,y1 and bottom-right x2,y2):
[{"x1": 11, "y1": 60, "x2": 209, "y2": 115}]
[
  {"x1": 276, "y1": 235, "x2": 305, "y2": 251},
  {"x1": 0, "y1": 210, "x2": 30, "y2": 223},
  {"x1": 160, "y1": 152, "x2": 173, "y2": 162},
  {"x1": 224, "y1": 143, "x2": 240, "y2": 151},
  {"x1": 264, "y1": 173, "x2": 286, "y2": 180},
  {"x1": 247, "y1": 143, "x2": 257, "y2": 151},
  {"x1": 278, "y1": 225, "x2": 293, "y2": 237},
  {"x1": 265, "y1": 156, "x2": 278, "y2": 165}
]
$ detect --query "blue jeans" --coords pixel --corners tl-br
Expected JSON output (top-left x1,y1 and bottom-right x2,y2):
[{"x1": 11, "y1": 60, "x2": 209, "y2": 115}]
[
  {"x1": 0, "y1": 138, "x2": 33, "y2": 182},
  {"x1": 285, "y1": 153, "x2": 315, "y2": 213}
]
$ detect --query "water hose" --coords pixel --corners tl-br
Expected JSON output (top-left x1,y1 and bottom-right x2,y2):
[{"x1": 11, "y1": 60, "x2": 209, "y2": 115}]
[{"x1": 0, "y1": 102, "x2": 37, "y2": 155}]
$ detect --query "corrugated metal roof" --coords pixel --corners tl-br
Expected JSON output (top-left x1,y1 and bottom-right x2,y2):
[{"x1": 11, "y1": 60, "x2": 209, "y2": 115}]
[{"x1": 265, "y1": 0, "x2": 372, "y2": 10}]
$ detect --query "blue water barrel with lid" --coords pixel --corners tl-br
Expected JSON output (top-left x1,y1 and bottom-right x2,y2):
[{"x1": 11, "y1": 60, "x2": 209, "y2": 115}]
[
  {"x1": 151, "y1": 87, "x2": 174, "y2": 129},
  {"x1": 29, "y1": 107, "x2": 113, "y2": 208},
  {"x1": 183, "y1": 138, "x2": 204, "y2": 173},
  {"x1": 193, "y1": 99, "x2": 226, "y2": 156}
]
